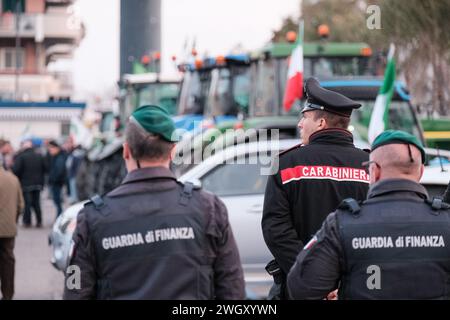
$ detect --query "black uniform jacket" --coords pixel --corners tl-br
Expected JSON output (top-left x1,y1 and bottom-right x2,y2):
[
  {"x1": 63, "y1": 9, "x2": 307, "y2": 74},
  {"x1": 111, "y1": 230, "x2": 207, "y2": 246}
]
[
  {"x1": 287, "y1": 179, "x2": 432, "y2": 299},
  {"x1": 64, "y1": 166, "x2": 245, "y2": 300},
  {"x1": 262, "y1": 128, "x2": 369, "y2": 275}
]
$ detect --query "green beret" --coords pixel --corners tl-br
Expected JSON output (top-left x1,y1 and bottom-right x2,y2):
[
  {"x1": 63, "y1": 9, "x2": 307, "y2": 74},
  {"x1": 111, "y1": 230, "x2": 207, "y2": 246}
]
[
  {"x1": 371, "y1": 130, "x2": 425, "y2": 163},
  {"x1": 130, "y1": 105, "x2": 178, "y2": 142}
]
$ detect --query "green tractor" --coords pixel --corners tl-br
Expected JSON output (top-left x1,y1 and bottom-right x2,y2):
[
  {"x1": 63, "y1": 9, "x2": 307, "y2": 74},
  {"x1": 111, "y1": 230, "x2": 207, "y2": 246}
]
[
  {"x1": 173, "y1": 41, "x2": 376, "y2": 175},
  {"x1": 120, "y1": 72, "x2": 181, "y2": 122},
  {"x1": 206, "y1": 41, "x2": 376, "y2": 153},
  {"x1": 420, "y1": 118, "x2": 450, "y2": 150}
]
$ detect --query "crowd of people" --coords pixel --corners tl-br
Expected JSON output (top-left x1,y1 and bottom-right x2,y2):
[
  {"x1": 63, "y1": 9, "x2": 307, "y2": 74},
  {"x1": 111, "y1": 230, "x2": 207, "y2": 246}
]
[
  {"x1": 0, "y1": 137, "x2": 83, "y2": 227},
  {"x1": 0, "y1": 137, "x2": 86, "y2": 299}
]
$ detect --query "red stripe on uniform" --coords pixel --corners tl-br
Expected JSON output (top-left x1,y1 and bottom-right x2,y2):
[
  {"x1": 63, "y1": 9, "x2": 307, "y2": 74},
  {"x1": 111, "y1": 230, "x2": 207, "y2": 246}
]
[
  {"x1": 281, "y1": 165, "x2": 369, "y2": 185},
  {"x1": 304, "y1": 236, "x2": 317, "y2": 250}
]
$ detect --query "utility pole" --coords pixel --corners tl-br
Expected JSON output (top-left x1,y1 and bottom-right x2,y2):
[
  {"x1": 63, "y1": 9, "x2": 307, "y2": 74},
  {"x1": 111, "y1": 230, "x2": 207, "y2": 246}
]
[{"x1": 14, "y1": 0, "x2": 22, "y2": 101}]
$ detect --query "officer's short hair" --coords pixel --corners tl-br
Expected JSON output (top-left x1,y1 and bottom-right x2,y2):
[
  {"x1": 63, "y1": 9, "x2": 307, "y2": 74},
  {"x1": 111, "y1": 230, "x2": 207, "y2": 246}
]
[
  {"x1": 125, "y1": 121, "x2": 174, "y2": 161},
  {"x1": 313, "y1": 110, "x2": 350, "y2": 129}
]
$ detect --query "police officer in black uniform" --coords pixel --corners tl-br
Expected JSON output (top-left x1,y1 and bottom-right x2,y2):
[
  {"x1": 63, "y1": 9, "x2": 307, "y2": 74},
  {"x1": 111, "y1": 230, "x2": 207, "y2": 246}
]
[
  {"x1": 288, "y1": 130, "x2": 450, "y2": 299},
  {"x1": 64, "y1": 105, "x2": 245, "y2": 300},
  {"x1": 262, "y1": 78, "x2": 369, "y2": 299}
]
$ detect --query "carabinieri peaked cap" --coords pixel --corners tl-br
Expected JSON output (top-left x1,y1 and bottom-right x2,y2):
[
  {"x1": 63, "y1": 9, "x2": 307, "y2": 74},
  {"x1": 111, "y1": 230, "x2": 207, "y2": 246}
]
[{"x1": 301, "y1": 77, "x2": 362, "y2": 118}]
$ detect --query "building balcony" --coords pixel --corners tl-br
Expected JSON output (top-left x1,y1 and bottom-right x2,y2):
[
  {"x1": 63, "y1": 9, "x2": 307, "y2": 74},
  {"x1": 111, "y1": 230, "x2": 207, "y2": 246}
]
[
  {"x1": 0, "y1": 72, "x2": 73, "y2": 101},
  {"x1": 0, "y1": 12, "x2": 83, "y2": 43},
  {"x1": 46, "y1": 43, "x2": 75, "y2": 64}
]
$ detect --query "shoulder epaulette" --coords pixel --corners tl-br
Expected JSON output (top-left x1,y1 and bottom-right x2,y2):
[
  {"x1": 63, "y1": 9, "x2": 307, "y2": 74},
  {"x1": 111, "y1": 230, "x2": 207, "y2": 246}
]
[
  {"x1": 426, "y1": 197, "x2": 450, "y2": 212},
  {"x1": 338, "y1": 198, "x2": 362, "y2": 216},
  {"x1": 87, "y1": 194, "x2": 104, "y2": 210},
  {"x1": 176, "y1": 180, "x2": 201, "y2": 190}
]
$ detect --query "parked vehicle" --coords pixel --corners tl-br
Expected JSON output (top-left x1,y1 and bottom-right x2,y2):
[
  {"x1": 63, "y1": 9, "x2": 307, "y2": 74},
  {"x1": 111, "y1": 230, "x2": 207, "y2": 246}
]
[{"x1": 48, "y1": 202, "x2": 86, "y2": 271}]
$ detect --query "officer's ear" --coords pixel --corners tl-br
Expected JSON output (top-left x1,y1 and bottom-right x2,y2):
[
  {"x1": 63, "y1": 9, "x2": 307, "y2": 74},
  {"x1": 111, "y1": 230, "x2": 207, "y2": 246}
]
[
  {"x1": 318, "y1": 117, "x2": 328, "y2": 130},
  {"x1": 418, "y1": 164, "x2": 425, "y2": 180},
  {"x1": 169, "y1": 143, "x2": 177, "y2": 161},
  {"x1": 123, "y1": 142, "x2": 131, "y2": 160}
]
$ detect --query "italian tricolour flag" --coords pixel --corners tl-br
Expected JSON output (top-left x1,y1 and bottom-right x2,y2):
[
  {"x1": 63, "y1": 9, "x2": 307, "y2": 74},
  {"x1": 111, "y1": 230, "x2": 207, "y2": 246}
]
[
  {"x1": 368, "y1": 44, "x2": 396, "y2": 143},
  {"x1": 283, "y1": 24, "x2": 304, "y2": 111}
]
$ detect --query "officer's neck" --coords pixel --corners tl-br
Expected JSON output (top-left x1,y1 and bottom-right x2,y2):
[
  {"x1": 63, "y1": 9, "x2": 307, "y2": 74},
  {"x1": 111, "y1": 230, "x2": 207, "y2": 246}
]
[{"x1": 126, "y1": 158, "x2": 170, "y2": 172}]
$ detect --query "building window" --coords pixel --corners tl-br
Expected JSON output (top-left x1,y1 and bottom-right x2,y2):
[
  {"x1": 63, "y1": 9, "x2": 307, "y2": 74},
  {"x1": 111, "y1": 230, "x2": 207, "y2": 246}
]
[
  {"x1": 1, "y1": 0, "x2": 25, "y2": 13},
  {"x1": 0, "y1": 48, "x2": 25, "y2": 70}
]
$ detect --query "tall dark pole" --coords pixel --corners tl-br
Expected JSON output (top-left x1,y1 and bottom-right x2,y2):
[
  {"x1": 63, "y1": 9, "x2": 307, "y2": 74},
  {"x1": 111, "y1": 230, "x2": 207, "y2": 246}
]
[
  {"x1": 14, "y1": 0, "x2": 22, "y2": 100},
  {"x1": 120, "y1": 0, "x2": 161, "y2": 77}
]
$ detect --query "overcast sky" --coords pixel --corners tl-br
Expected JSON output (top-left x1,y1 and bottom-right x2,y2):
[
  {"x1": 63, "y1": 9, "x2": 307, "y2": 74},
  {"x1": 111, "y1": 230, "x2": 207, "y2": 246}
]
[{"x1": 71, "y1": 0, "x2": 300, "y2": 99}]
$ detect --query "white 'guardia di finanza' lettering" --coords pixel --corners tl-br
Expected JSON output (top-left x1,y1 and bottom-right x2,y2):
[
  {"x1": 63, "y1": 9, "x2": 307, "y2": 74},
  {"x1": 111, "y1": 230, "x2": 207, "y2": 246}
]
[
  {"x1": 352, "y1": 235, "x2": 445, "y2": 249},
  {"x1": 102, "y1": 227, "x2": 195, "y2": 250}
]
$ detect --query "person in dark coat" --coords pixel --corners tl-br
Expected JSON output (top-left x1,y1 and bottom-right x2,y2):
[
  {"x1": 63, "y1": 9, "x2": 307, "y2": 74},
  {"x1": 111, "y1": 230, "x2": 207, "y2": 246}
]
[
  {"x1": 66, "y1": 143, "x2": 84, "y2": 204},
  {"x1": 262, "y1": 78, "x2": 370, "y2": 299},
  {"x1": 64, "y1": 105, "x2": 245, "y2": 300},
  {"x1": 47, "y1": 140, "x2": 67, "y2": 218},
  {"x1": 12, "y1": 140, "x2": 47, "y2": 227},
  {"x1": 287, "y1": 130, "x2": 450, "y2": 300}
]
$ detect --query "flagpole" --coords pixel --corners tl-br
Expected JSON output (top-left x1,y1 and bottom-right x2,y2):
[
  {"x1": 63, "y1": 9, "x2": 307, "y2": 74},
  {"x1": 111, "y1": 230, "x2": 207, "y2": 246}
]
[
  {"x1": 387, "y1": 43, "x2": 395, "y2": 61},
  {"x1": 368, "y1": 43, "x2": 396, "y2": 143},
  {"x1": 299, "y1": 20, "x2": 304, "y2": 46}
]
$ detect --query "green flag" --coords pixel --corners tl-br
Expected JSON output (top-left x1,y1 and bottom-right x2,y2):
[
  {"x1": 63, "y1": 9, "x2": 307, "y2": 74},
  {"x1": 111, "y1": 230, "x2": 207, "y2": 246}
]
[{"x1": 368, "y1": 44, "x2": 396, "y2": 143}]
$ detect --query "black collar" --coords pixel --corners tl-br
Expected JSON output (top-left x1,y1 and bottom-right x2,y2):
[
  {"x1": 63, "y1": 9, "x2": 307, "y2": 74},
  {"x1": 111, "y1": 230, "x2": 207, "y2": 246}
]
[
  {"x1": 309, "y1": 128, "x2": 354, "y2": 146},
  {"x1": 367, "y1": 178, "x2": 428, "y2": 200},
  {"x1": 122, "y1": 166, "x2": 176, "y2": 185}
]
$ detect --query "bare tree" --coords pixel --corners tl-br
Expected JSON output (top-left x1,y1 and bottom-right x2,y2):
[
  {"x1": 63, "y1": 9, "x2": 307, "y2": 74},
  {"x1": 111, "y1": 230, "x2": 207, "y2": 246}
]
[
  {"x1": 381, "y1": 0, "x2": 450, "y2": 116},
  {"x1": 272, "y1": 0, "x2": 450, "y2": 115}
]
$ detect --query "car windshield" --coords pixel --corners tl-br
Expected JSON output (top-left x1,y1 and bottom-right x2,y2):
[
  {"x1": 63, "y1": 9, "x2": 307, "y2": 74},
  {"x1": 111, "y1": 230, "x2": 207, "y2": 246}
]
[{"x1": 350, "y1": 100, "x2": 423, "y2": 143}]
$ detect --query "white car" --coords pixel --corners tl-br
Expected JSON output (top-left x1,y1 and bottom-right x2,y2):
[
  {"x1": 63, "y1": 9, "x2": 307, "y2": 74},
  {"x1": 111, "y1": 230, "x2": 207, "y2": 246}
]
[
  {"x1": 178, "y1": 138, "x2": 375, "y2": 298},
  {"x1": 48, "y1": 201, "x2": 86, "y2": 271}
]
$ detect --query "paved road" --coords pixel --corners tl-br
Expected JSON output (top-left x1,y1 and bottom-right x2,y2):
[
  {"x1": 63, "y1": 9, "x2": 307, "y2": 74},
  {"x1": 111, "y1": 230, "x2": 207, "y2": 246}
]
[{"x1": 14, "y1": 190, "x2": 66, "y2": 300}]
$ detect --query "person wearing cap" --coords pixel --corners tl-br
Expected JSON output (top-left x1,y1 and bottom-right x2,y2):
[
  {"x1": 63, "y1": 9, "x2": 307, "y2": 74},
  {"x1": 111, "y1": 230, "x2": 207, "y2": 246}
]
[
  {"x1": 63, "y1": 105, "x2": 245, "y2": 300},
  {"x1": 287, "y1": 130, "x2": 450, "y2": 299},
  {"x1": 262, "y1": 77, "x2": 370, "y2": 299}
]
